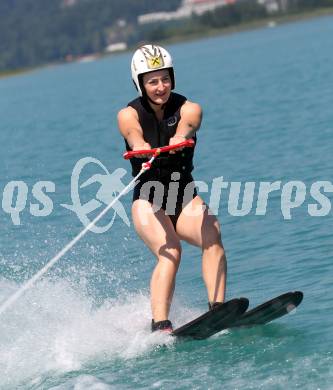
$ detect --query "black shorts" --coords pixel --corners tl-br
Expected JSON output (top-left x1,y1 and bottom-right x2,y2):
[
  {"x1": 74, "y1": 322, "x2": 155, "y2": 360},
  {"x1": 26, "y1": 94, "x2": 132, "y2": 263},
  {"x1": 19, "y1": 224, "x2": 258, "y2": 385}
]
[{"x1": 132, "y1": 171, "x2": 197, "y2": 228}]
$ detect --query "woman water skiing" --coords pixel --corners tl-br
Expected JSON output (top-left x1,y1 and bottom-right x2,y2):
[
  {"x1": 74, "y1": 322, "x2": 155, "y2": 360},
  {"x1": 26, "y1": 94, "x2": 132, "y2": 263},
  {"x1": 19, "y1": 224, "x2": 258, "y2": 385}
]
[{"x1": 118, "y1": 44, "x2": 227, "y2": 332}]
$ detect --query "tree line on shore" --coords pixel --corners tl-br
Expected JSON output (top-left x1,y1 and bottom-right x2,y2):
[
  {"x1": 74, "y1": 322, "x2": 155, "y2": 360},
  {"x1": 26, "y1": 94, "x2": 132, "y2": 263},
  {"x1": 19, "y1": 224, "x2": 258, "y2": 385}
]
[
  {"x1": 0, "y1": 0, "x2": 332, "y2": 72},
  {"x1": 143, "y1": 0, "x2": 333, "y2": 41},
  {"x1": 0, "y1": 0, "x2": 181, "y2": 71}
]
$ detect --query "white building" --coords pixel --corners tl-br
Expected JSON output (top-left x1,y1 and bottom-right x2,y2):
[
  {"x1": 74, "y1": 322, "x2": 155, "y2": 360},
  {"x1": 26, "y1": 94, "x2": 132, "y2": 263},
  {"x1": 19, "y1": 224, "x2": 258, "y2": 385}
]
[
  {"x1": 138, "y1": 0, "x2": 234, "y2": 25},
  {"x1": 62, "y1": 0, "x2": 77, "y2": 7},
  {"x1": 105, "y1": 42, "x2": 127, "y2": 53},
  {"x1": 181, "y1": 0, "x2": 231, "y2": 15},
  {"x1": 257, "y1": 0, "x2": 288, "y2": 13}
]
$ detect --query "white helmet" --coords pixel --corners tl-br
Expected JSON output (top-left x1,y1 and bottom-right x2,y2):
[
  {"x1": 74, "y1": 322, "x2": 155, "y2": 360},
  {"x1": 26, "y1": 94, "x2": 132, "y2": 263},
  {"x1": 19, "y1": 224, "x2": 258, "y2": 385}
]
[{"x1": 131, "y1": 44, "x2": 175, "y2": 96}]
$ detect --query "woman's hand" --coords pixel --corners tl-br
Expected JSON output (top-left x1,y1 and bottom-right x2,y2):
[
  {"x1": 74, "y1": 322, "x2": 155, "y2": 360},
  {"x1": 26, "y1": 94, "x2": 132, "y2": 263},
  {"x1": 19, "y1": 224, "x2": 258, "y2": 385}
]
[
  {"x1": 168, "y1": 135, "x2": 186, "y2": 154},
  {"x1": 132, "y1": 142, "x2": 151, "y2": 158}
]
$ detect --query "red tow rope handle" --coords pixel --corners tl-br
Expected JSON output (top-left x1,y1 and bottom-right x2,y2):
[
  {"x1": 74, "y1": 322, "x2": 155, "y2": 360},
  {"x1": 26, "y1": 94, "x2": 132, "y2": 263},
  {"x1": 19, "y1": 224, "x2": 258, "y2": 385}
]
[{"x1": 123, "y1": 139, "x2": 195, "y2": 160}]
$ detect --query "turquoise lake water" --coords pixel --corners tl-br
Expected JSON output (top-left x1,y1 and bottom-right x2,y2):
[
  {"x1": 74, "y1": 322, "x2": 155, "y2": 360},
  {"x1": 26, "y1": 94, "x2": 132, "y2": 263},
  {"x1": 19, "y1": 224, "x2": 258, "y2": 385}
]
[{"x1": 0, "y1": 15, "x2": 332, "y2": 389}]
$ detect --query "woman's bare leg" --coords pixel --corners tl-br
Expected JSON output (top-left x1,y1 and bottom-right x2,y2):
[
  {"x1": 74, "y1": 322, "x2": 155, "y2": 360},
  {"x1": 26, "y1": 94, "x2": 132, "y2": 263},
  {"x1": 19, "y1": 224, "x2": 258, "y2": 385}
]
[
  {"x1": 132, "y1": 199, "x2": 181, "y2": 321},
  {"x1": 176, "y1": 196, "x2": 227, "y2": 304}
]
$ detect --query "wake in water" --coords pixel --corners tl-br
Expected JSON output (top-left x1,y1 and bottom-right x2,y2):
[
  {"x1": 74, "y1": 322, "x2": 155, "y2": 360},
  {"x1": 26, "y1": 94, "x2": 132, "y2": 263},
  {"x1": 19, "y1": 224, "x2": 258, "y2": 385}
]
[{"x1": 0, "y1": 275, "x2": 201, "y2": 389}]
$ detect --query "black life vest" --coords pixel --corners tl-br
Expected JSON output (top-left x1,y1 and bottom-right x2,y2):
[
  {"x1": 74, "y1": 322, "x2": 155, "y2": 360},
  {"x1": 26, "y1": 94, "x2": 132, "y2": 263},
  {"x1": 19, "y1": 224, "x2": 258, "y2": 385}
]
[{"x1": 125, "y1": 92, "x2": 196, "y2": 178}]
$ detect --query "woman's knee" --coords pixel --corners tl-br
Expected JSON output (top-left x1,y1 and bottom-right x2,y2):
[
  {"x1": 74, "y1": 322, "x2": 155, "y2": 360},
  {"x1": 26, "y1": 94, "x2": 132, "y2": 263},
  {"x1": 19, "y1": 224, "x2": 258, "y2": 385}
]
[
  {"x1": 202, "y1": 221, "x2": 223, "y2": 249},
  {"x1": 157, "y1": 242, "x2": 182, "y2": 269},
  {"x1": 208, "y1": 243, "x2": 226, "y2": 259},
  {"x1": 203, "y1": 245, "x2": 227, "y2": 273}
]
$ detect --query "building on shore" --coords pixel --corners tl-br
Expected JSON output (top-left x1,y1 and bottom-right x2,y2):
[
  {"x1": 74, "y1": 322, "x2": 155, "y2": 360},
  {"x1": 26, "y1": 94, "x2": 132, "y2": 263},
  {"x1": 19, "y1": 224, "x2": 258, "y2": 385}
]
[
  {"x1": 138, "y1": 0, "x2": 235, "y2": 25},
  {"x1": 257, "y1": 0, "x2": 289, "y2": 13},
  {"x1": 105, "y1": 42, "x2": 127, "y2": 53},
  {"x1": 138, "y1": 0, "x2": 292, "y2": 25},
  {"x1": 62, "y1": 0, "x2": 78, "y2": 7}
]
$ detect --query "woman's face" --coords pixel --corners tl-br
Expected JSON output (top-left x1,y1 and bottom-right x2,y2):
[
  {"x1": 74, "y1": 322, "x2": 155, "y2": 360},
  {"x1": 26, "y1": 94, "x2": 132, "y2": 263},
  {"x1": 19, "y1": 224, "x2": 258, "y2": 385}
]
[{"x1": 142, "y1": 69, "x2": 172, "y2": 105}]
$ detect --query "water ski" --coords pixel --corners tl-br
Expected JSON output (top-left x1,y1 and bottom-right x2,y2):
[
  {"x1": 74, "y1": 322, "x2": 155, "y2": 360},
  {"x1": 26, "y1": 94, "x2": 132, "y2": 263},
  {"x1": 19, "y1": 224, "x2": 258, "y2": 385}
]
[
  {"x1": 229, "y1": 291, "x2": 303, "y2": 329},
  {"x1": 172, "y1": 291, "x2": 303, "y2": 340},
  {"x1": 172, "y1": 298, "x2": 249, "y2": 340}
]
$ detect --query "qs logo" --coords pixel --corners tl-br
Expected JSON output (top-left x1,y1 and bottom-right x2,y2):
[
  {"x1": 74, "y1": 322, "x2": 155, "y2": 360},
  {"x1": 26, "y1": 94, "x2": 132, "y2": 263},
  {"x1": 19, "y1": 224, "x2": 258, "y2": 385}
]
[{"x1": 61, "y1": 157, "x2": 130, "y2": 233}]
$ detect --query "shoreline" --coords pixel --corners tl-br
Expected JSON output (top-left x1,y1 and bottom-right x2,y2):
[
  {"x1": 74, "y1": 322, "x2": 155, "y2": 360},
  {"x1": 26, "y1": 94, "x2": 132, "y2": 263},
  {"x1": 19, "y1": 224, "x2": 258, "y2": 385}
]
[
  {"x1": 0, "y1": 64, "x2": 52, "y2": 80},
  {"x1": 158, "y1": 7, "x2": 333, "y2": 46},
  {"x1": 1, "y1": 7, "x2": 332, "y2": 80}
]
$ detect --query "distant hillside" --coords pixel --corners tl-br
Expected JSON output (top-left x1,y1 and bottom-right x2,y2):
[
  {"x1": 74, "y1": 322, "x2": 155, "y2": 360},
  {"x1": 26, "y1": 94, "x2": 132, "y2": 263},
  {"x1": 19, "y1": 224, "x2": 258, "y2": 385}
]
[
  {"x1": 0, "y1": 0, "x2": 182, "y2": 71},
  {"x1": 1, "y1": 0, "x2": 332, "y2": 72}
]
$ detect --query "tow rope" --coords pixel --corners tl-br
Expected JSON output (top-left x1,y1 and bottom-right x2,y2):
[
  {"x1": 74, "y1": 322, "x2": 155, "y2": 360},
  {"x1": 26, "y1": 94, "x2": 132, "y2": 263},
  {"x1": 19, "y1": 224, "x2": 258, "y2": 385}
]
[{"x1": 0, "y1": 139, "x2": 194, "y2": 316}]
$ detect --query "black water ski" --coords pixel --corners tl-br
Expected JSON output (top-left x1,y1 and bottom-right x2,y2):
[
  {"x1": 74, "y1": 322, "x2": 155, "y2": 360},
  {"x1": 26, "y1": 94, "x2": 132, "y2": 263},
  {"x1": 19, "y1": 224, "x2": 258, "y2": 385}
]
[
  {"x1": 229, "y1": 291, "x2": 303, "y2": 328},
  {"x1": 172, "y1": 298, "x2": 249, "y2": 340}
]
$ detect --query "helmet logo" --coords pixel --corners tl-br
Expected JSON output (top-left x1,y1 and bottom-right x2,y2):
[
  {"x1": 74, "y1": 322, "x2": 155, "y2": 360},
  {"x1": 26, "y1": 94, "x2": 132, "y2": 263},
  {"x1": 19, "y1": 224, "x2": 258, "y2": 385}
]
[
  {"x1": 141, "y1": 46, "x2": 165, "y2": 70},
  {"x1": 148, "y1": 56, "x2": 163, "y2": 69}
]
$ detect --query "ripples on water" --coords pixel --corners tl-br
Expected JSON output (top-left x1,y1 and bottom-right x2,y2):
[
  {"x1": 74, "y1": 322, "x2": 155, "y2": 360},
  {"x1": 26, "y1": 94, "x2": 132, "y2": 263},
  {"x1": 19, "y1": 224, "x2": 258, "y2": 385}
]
[{"x1": 0, "y1": 15, "x2": 332, "y2": 390}]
